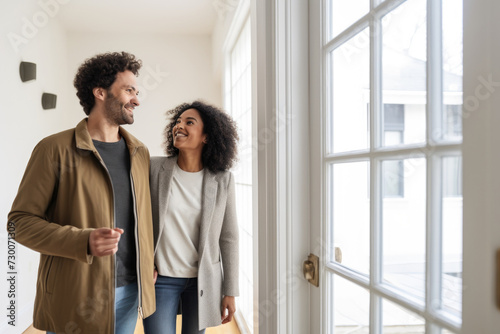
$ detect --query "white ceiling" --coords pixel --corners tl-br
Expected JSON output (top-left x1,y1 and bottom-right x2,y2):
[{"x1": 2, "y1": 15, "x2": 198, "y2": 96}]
[{"x1": 57, "y1": 0, "x2": 218, "y2": 35}]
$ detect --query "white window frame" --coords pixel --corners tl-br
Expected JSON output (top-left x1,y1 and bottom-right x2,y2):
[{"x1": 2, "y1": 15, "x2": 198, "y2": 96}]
[
  {"x1": 222, "y1": 1, "x2": 255, "y2": 332},
  {"x1": 256, "y1": 0, "x2": 500, "y2": 333},
  {"x1": 225, "y1": 16, "x2": 253, "y2": 334},
  {"x1": 252, "y1": 0, "x2": 311, "y2": 333},
  {"x1": 319, "y1": 0, "x2": 462, "y2": 333}
]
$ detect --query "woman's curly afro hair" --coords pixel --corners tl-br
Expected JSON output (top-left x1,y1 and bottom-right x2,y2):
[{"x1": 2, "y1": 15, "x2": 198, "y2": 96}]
[
  {"x1": 164, "y1": 100, "x2": 239, "y2": 173},
  {"x1": 73, "y1": 51, "x2": 142, "y2": 115}
]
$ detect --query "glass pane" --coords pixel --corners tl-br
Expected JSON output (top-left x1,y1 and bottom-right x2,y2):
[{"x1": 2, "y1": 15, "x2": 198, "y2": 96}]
[
  {"x1": 330, "y1": 274, "x2": 369, "y2": 333},
  {"x1": 442, "y1": 0, "x2": 463, "y2": 140},
  {"x1": 329, "y1": 0, "x2": 370, "y2": 39},
  {"x1": 442, "y1": 105, "x2": 462, "y2": 141},
  {"x1": 382, "y1": 158, "x2": 426, "y2": 300},
  {"x1": 382, "y1": 298, "x2": 425, "y2": 333},
  {"x1": 330, "y1": 28, "x2": 370, "y2": 153},
  {"x1": 229, "y1": 18, "x2": 254, "y2": 333},
  {"x1": 382, "y1": 0, "x2": 427, "y2": 147},
  {"x1": 331, "y1": 162, "x2": 370, "y2": 274},
  {"x1": 383, "y1": 160, "x2": 404, "y2": 198},
  {"x1": 442, "y1": 156, "x2": 463, "y2": 318}
]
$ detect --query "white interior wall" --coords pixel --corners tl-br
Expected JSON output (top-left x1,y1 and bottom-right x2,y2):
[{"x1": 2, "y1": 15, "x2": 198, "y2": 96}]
[
  {"x1": 462, "y1": 0, "x2": 500, "y2": 332},
  {"x1": 66, "y1": 31, "x2": 221, "y2": 156},
  {"x1": 0, "y1": 2, "x2": 72, "y2": 332}
]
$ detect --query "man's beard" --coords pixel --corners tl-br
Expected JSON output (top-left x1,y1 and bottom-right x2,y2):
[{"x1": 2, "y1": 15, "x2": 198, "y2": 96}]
[{"x1": 104, "y1": 92, "x2": 134, "y2": 125}]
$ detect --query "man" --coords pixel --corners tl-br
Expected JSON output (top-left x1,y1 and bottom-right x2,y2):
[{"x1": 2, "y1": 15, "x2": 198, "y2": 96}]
[{"x1": 7, "y1": 51, "x2": 155, "y2": 333}]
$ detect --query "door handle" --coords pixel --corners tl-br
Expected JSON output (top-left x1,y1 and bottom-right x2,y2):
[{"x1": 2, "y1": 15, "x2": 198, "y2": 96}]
[{"x1": 303, "y1": 253, "x2": 319, "y2": 287}]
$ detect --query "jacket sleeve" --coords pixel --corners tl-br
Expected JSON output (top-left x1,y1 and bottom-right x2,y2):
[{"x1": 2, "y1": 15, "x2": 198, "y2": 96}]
[
  {"x1": 7, "y1": 142, "x2": 93, "y2": 264},
  {"x1": 219, "y1": 172, "x2": 239, "y2": 297}
]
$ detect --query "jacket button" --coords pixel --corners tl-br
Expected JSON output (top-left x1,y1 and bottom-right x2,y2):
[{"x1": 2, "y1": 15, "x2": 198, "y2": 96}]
[{"x1": 200, "y1": 290, "x2": 203, "y2": 297}]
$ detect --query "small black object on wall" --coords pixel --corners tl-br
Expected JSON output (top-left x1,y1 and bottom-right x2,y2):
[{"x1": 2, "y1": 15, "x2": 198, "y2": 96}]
[
  {"x1": 42, "y1": 93, "x2": 57, "y2": 109},
  {"x1": 19, "y1": 62, "x2": 37, "y2": 82}
]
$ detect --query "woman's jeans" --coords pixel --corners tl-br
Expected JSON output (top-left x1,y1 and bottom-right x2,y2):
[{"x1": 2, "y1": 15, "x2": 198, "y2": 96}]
[
  {"x1": 143, "y1": 276, "x2": 205, "y2": 334},
  {"x1": 47, "y1": 282, "x2": 138, "y2": 334}
]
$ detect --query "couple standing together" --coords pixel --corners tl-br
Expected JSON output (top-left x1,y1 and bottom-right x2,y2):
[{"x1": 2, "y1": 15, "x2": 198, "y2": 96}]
[{"x1": 7, "y1": 52, "x2": 239, "y2": 334}]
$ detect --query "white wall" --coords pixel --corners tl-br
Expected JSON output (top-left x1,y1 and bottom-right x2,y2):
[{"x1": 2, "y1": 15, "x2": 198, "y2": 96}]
[
  {"x1": 462, "y1": 0, "x2": 500, "y2": 332},
  {"x1": 66, "y1": 31, "x2": 221, "y2": 156},
  {"x1": 0, "y1": 2, "x2": 72, "y2": 332}
]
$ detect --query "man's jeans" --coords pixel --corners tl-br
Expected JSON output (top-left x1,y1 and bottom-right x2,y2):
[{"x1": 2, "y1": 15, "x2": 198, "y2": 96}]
[
  {"x1": 47, "y1": 282, "x2": 138, "y2": 334},
  {"x1": 115, "y1": 282, "x2": 139, "y2": 333}
]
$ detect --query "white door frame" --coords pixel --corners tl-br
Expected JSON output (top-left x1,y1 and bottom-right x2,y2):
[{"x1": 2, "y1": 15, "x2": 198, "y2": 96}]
[
  {"x1": 252, "y1": 0, "x2": 279, "y2": 332},
  {"x1": 309, "y1": 0, "x2": 325, "y2": 333},
  {"x1": 252, "y1": 0, "x2": 311, "y2": 333}
]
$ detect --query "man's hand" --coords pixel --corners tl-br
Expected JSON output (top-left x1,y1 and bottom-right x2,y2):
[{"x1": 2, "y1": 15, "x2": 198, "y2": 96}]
[
  {"x1": 221, "y1": 296, "x2": 236, "y2": 324},
  {"x1": 153, "y1": 269, "x2": 158, "y2": 284},
  {"x1": 89, "y1": 228, "x2": 123, "y2": 257}
]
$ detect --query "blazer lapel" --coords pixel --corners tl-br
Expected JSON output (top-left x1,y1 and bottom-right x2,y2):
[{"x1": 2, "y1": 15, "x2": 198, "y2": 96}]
[
  {"x1": 198, "y1": 170, "x2": 218, "y2": 257},
  {"x1": 155, "y1": 157, "x2": 176, "y2": 253}
]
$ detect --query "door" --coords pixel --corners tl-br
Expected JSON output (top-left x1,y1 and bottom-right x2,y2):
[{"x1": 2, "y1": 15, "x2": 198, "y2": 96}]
[{"x1": 309, "y1": 0, "x2": 467, "y2": 333}]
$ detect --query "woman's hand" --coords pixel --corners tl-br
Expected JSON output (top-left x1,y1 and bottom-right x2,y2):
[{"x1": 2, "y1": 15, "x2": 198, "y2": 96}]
[
  {"x1": 153, "y1": 269, "x2": 158, "y2": 284},
  {"x1": 221, "y1": 296, "x2": 236, "y2": 324}
]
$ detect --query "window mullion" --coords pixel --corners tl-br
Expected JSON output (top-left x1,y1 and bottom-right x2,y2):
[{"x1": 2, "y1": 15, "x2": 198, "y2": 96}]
[
  {"x1": 369, "y1": 7, "x2": 383, "y2": 334},
  {"x1": 427, "y1": 155, "x2": 443, "y2": 332},
  {"x1": 426, "y1": 0, "x2": 444, "y2": 328},
  {"x1": 371, "y1": 0, "x2": 381, "y2": 10},
  {"x1": 427, "y1": 0, "x2": 444, "y2": 145}
]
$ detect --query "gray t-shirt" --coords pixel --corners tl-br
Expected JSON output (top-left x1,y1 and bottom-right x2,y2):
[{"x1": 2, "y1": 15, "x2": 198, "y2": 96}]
[{"x1": 93, "y1": 138, "x2": 136, "y2": 287}]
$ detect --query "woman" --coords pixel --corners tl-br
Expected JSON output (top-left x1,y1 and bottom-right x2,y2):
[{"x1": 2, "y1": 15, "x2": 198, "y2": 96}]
[{"x1": 144, "y1": 101, "x2": 239, "y2": 334}]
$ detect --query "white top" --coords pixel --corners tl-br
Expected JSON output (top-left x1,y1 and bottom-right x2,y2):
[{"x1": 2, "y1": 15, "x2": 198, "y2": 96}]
[{"x1": 156, "y1": 163, "x2": 204, "y2": 277}]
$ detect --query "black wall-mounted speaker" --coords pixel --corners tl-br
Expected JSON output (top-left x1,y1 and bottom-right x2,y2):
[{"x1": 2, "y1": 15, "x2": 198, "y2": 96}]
[
  {"x1": 42, "y1": 93, "x2": 57, "y2": 110},
  {"x1": 19, "y1": 62, "x2": 37, "y2": 82}
]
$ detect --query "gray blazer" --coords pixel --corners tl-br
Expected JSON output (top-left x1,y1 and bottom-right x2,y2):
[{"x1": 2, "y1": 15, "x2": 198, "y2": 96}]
[{"x1": 150, "y1": 156, "x2": 239, "y2": 330}]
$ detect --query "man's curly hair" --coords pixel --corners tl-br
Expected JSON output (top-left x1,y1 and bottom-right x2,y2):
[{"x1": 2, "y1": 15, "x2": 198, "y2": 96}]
[
  {"x1": 164, "y1": 100, "x2": 239, "y2": 173},
  {"x1": 73, "y1": 51, "x2": 142, "y2": 115}
]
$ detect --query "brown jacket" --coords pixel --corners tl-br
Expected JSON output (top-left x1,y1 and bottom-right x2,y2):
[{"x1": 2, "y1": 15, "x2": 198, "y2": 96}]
[{"x1": 7, "y1": 119, "x2": 155, "y2": 333}]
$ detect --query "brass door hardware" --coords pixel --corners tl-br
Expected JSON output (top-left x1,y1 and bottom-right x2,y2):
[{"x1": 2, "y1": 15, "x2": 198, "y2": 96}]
[
  {"x1": 303, "y1": 253, "x2": 319, "y2": 287},
  {"x1": 335, "y1": 247, "x2": 342, "y2": 263}
]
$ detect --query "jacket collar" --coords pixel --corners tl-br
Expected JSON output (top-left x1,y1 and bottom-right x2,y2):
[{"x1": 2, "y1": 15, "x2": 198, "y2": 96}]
[{"x1": 75, "y1": 118, "x2": 144, "y2": 154}]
